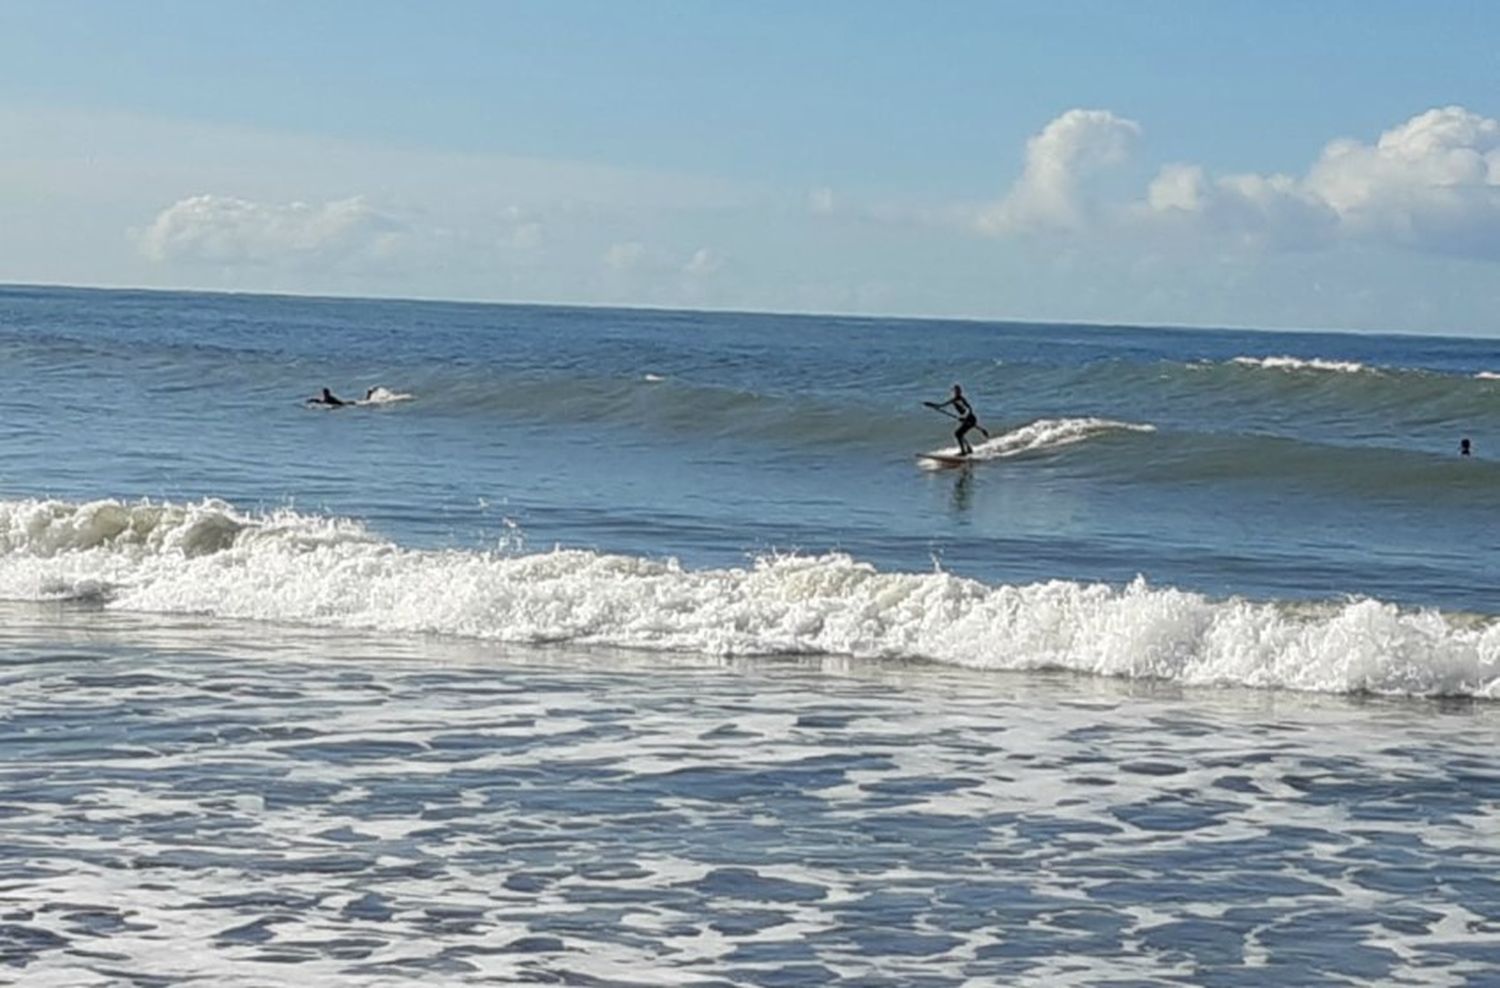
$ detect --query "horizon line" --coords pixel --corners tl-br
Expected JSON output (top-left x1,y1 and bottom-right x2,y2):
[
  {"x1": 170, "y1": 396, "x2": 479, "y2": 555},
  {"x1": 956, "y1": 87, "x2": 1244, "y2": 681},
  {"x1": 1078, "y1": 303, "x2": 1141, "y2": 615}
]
[{"x1": 0, "y1": 277, "x2": 1434, "y2": 342}]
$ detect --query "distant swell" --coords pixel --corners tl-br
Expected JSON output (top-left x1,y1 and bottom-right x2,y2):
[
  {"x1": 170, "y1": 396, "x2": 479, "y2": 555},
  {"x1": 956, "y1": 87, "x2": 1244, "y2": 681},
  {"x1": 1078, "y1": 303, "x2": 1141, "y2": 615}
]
[
  {"x1": 298, "y1": 358, "x2": 1500, "y2": 453},
  {"x1": 2, "y1": 498, "x2": 1497, "y2": 698},
  {"x1": 1073, "y1": 356, "x2": 1500, "y2": 437}
]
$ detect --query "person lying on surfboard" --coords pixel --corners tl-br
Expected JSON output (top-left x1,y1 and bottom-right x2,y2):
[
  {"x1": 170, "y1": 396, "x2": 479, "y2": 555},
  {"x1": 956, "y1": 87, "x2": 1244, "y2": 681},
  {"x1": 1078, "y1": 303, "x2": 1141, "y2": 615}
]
[
  {"x1": 925, "y1": 384, "x2": 983, "y2": 456},
  {"x1": 306, "y1": 387, "x2": 348, "y2": 407}
]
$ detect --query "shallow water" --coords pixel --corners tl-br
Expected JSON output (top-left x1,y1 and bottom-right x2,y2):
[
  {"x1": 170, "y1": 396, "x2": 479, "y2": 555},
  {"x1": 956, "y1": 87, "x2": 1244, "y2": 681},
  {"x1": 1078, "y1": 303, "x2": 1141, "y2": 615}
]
[{"x1": 4, "y1": 607, "x2": 1500, "y2": 986}]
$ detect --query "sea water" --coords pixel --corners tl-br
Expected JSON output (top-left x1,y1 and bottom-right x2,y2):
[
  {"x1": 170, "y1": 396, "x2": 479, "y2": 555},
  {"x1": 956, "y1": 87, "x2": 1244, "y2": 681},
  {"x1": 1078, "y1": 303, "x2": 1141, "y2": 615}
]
[{"x1": 2, "y1": 285, "x2": 1500, "y2": 985}]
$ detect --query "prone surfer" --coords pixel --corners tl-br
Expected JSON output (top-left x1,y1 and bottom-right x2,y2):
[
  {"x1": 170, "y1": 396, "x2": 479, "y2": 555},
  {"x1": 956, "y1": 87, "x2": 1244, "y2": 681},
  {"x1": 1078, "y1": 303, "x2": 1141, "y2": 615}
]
[
  {"x1": 926, "y1": 384, "x2": 983, "y2": 456},
  {"x1": 306, "y1": 387, "x2": 347, "y2": 407}
]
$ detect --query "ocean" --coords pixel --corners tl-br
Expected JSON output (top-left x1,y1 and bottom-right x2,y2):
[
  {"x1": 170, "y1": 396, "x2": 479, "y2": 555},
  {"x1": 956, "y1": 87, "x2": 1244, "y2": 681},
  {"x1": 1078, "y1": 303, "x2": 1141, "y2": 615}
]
[{"x1": 3, "y1": 283, "x2": 1500, "y2": 985}]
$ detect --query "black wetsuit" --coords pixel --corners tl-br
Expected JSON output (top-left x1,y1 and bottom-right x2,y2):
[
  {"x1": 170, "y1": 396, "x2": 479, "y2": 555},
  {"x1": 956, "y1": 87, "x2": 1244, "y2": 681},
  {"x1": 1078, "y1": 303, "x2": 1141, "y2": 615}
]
[{"x1": 951, "y1": 395, "x2": 978, "y2": 454}]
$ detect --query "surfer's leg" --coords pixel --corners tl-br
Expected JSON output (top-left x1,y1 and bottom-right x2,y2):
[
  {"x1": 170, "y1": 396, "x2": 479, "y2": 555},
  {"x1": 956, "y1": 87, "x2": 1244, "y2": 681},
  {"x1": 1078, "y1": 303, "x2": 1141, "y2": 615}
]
[{"x1": 959, "y1": 415, "x2": 980, "y2": 455}]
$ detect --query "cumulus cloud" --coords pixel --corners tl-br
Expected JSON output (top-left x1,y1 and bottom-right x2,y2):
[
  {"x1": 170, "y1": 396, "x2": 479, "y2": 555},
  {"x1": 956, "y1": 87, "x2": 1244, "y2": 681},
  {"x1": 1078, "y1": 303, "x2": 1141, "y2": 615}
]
[
  {"x1": 978, "y1": 109, "x2": 1141, "y2": 235},
  {"x1": 1141, "y1": 164, "x2": 1338, "y2": 249},
  {"x1": 983, "y1": 104, "x2": 1500, "y2": 259},
  {"x1": 1304, "y1": 106, "x2": 1500, "y2": 256},
  {"x1": 139, "y1": 194, "x2": 404, "y2": 266}
]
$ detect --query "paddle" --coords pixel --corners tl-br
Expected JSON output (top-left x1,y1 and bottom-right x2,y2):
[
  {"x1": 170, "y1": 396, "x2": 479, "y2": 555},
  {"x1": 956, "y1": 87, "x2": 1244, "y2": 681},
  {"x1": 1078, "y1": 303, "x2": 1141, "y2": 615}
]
[{"x1": 922, "y1": 401, "x2": 990, "y2": 439}]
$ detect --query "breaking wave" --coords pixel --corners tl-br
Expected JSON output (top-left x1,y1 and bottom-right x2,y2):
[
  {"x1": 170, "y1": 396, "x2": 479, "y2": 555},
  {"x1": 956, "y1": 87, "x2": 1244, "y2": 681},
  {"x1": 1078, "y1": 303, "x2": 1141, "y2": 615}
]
[
  {"x1": 2, "y1": 497, "x2": 1497, "y2": 698},
  {"x1": 923, "y1": 417, "x2": 1155, "y2": 462},
  {"x1": 1229, "y1": 355, "x2": 1371, "y2": 374}
]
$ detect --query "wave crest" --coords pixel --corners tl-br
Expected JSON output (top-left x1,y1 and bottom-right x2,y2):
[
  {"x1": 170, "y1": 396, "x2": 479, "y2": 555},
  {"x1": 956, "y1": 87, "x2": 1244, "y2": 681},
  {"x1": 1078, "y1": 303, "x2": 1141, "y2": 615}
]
[
  {"x1": 929, "y1": 417, "x2": 1155, "y2": 461},
  {"x1": 0, "y1": 498, "x2": 254, "y2": 559},
  {"x1": 1, "y1": 498, "x2": 1496, "y2": 697},
  {"x1": 1230, "y1": 355, "x2": 1370, "y2": 374}
]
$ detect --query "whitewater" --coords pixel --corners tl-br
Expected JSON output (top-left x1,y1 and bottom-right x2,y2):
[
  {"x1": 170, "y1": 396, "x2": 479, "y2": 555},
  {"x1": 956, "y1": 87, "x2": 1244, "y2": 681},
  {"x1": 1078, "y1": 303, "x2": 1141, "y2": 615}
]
[
  {"x1": 5, "y1": 496, "x2": 1499, "y2": 698},
  {"x1": 5, "y1": 285, "x2": 1500, "y2": 986}
]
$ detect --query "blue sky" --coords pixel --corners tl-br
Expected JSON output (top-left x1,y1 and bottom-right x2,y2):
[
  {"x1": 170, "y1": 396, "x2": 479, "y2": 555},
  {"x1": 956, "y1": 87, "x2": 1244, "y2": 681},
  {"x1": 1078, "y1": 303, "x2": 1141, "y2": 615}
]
[{"x1": 4, "y1": 1, "x2": 1500, "y2": 333}]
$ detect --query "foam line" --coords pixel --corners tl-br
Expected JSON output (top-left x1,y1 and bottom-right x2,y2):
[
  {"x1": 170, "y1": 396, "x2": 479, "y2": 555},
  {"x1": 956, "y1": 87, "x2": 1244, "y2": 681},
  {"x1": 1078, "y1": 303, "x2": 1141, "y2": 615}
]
[{"x1": 1, "y1": 497, "x2": 1496, "y2": 698}]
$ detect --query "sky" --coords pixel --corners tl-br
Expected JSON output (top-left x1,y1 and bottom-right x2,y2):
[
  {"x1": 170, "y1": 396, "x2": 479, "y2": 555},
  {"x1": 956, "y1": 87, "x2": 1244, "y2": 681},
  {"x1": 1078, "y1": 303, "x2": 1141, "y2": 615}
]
[{"x1": 3, "y1": 0, "x2": 1500, "y2": 333}]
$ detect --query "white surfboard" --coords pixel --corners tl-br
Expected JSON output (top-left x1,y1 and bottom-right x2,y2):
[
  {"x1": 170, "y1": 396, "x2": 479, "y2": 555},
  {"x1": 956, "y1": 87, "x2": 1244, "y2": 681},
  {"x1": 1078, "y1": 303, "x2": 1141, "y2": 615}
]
[{"x1": 916, "y1": 452, "x2": 972, "y2": 468}]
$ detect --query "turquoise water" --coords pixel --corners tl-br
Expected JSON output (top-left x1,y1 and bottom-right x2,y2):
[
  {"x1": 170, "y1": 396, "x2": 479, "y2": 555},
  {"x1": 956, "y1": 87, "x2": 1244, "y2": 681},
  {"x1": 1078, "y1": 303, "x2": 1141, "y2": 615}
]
[{"x1": 3, "y1": 284, "x2": 1500, "y2": 984}]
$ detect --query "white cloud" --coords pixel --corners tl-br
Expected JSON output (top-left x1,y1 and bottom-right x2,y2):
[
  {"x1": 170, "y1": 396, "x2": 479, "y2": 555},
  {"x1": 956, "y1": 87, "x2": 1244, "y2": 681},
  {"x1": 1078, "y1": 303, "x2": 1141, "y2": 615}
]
[
  {"x1": 9, "y1": 98, "x2": 1500, "y2": 331},
  {"x1": 682, "y1": 247, "x2": 723, "y2": 277},
  {"x1": 1141, "y1": 164, "x2": 1337, "y2": 249},
  {"x1": 1304, "y1": 106, "x2": 1500, "y2": 256},
  {"x1": 603, "y1": 241, "x2": 646, "y2": 271},
  {"x1": 140, "y1": 194, "x2": 403, "y2": 266},
  {"x1": 1145, "y1": 163, "x2": 1207, "y2": 214},
  {"x1": 978, "y1": 109, "x2": 1141, "y2": 235},
  {"x1": 0, "y1": 101, "x2": 774, "y2": 301},
  {"x1": 986, "y1": 104, "x2": 1500, "y2": 259}
]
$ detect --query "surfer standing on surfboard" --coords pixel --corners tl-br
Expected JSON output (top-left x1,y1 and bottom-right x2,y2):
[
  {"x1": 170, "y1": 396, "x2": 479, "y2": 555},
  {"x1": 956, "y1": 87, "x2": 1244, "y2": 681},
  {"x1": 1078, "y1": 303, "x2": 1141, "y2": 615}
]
[{"x1": 925, "y1": 384, "x2": 983, "y2": 456}]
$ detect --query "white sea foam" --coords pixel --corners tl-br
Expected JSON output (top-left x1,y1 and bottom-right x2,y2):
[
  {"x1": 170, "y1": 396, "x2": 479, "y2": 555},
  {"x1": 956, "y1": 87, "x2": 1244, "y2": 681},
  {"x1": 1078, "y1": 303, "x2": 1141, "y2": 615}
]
[
  {"x1": 356, "y1": 386, "x2": 414, "y2": 405},
  {"x1": 926, "y1": 417, "x2": 1156, "y2": 463},
  {"x1": 1231, "y1": 355, "x2": 1369, "y2": 374},
  {"x1": 2, "y1": 497, "x2": 1496, "y2": 698},
  {"x1": 1475, "y1": 371, "x2": 1500, "y2": 380}
]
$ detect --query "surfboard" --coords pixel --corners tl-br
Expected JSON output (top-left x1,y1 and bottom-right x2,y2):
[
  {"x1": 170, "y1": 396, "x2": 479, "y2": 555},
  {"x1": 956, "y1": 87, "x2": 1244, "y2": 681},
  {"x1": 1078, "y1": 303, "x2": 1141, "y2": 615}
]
[
  {"x1": 356, "y1": 388, "x2": 415, "y2": 406},
  {"x1": 304, "y1": 389, "x2": 413, "y2": 409},
  {"x1": 917, "y1": 452, "x2": 971, "y2": 468}
]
